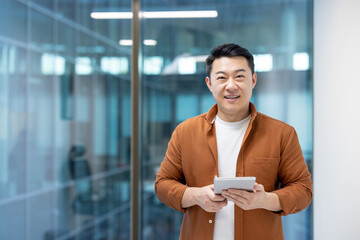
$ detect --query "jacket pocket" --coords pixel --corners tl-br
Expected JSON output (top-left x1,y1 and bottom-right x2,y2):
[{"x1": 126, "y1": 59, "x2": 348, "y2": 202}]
[{"x1": 247, "y1": 157, "x2": 280, "y2": 191}]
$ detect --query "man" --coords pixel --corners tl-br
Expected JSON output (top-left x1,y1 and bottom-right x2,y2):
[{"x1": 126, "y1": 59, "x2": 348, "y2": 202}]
[{"x1": 155, "y1": 43, "x2": 312, "y2": 240}]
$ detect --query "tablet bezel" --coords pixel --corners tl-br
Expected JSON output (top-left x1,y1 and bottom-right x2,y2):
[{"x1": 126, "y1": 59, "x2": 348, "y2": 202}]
[{"x1": 213, "y1": 176, "x2": 256, "y2": 194}]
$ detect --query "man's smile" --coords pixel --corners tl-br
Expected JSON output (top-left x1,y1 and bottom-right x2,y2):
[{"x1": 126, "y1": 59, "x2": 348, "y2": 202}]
[{"x1": 224, "y1": 95, "x2": 240, "y2": 99}]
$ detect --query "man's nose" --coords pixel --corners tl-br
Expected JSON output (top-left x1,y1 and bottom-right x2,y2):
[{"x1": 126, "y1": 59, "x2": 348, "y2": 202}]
[{"x1": 225, "y1": 78, "x2": 237, "y2": 89}]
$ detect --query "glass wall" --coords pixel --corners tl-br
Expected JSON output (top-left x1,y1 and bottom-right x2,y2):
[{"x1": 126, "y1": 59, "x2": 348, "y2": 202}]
[
  {"x1": 140, "y1": 0, "x2": 313, "y2": 240},
  {"x1": 0, "y1": 0, "x2": 313, "y2": 239},
  {"x1": 0, "y1": 0, "x2": 131, "y2": 239}
]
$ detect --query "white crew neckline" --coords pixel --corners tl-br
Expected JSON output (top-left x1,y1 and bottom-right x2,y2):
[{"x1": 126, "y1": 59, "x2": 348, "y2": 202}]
[{"x1": 215, "y1": 114, "x2": 251, "y2": 127}]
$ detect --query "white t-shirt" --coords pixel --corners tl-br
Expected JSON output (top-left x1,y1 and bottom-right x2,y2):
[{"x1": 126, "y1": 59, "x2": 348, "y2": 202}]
[{"x1": 213, "y1": 114, "x2": 251, "y2": 240}]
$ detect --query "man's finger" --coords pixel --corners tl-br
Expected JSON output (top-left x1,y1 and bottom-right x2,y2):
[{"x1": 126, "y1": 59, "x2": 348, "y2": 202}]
[
  {"x1": 227, "y1": 189, "x2": 250, "y2": 198},
  {"x1": 254, "y1": 183, "x2": 264, "y2": 192},
  {"x1": 211, "y1": 194, "x2": 226, "y2": 201},
  {"x1": 225, "y1": 194, "x2": 243, "y2": 206}
]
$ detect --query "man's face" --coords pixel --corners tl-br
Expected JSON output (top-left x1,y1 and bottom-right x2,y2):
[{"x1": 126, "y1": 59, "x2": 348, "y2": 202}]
[{"x1": 205, "y1": 56, "x2": 257, "y2": 122}]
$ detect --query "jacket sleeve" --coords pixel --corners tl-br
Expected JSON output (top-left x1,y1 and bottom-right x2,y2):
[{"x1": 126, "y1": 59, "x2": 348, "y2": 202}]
[
  {"x1": 154, "y1": 123, "x2": 188, "y2": 213},
  {"x1": 272, "y1": 127, "x2": 313, "y2": 216}
]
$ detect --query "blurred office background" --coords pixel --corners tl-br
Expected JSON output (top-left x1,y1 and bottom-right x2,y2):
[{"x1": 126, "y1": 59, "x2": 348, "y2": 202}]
[{"x1": 0, "y1": 0, "x2": 313, "y2": 239}]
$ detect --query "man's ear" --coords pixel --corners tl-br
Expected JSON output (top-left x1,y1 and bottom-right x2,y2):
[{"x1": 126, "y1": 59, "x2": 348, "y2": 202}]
[
  {"x1": 205, "y1": 77, "x2": 212, "y2": 92},
  {"x1": 252, "y1": 73, "x2": 257, "y2": 89}
]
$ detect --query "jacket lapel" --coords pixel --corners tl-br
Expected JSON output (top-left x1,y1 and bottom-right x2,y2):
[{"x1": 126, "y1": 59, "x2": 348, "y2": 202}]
[{"x1": 205, "y1": 105, "x2": 219, "y2": 176}]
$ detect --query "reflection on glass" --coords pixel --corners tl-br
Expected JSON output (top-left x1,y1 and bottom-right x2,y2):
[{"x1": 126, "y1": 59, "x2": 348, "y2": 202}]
[
  {"x1": 0, "y1": 200, "x2": 26, "y2": 239},
  {"x1": 77, "y1": 0, "x2": 93, "y2": 29},
  {"x1": 141, "y1": 0, "x2": 313, "y2": 239},
  {"x1": 58, "y1": 0, "x2": 75, "y2": 21},
  {"x1": 29, "y1": 192, "x2": 54, "y2": 239},
  {"x1": 60, "y1": 62, "x2": 75, "y2": 120},
  {"x1": 31, "y1": 0, "x2": 53, "y2": 10},
  {"x1": 28, "y1": 73, "x2": 54, "y2": 192},
  {"x1": 0, "y1": 0, "x2": 26, "y2": 41},
  {"x1": 0, "y1": 45, "x2": 27, "y2": 200},
  {"x1": 0, "y1": 0, "x2": 131, "y2": 239},
  {"x1": 57, "y1": 22, "x2": 75, "y2": 59},
  {"x1": 31, "y1": 9, "x2": 54, "y2": 51}
]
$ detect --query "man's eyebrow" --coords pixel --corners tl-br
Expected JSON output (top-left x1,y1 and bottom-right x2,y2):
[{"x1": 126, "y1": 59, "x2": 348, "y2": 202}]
[
  {"x1": 234, "y1": 68, "x2": 246, "y2": 73},
  {"x1": 215, "y1": 69, "x2": 247, "y2": 75}
]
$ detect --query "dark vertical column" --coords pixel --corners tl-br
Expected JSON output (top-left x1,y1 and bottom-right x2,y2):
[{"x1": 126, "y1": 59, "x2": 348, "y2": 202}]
[{"x1": 131, "y1": 0, "x2": 140, "y2": 239}]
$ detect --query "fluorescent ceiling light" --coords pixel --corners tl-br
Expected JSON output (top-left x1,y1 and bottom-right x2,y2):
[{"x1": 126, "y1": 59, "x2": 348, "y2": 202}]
[
  {"x1": 91, "y1": 10, "x2": 218, "y2": 19},
  {"x1": 143, "y1": 11, "x2": 218, "y2": 19},
  {"x1": 143, "y1": 39, "x2": 157, "y2": 46},
  {"x1": 254, "y1": 54, "x2": 273, "y2": 72},
  {"x1": 41, "y1": 53, "x2": 65, "y2": 75},
  {"x1": 119, "y1": 40, "x2": 133, "y2": 46},
  {"x1": 178, "y1": 57, "x2": 196, "y2": 75},
  {"x1": 192, "y1": 55, "x2": 208, "y2": 62},
  {"x1": 119, "y1": 39, "x2": 158, "y2": 46},
  {"x1": 101, "y1": 57, "x2": 129, "y2": 75},
  {"x1": 162, "y1": 54, "x2": 206, "y2": 75},
  {"x1": 75, "y1": 57, "x2": 92, "y2": 75},
  {"x1": 91, "y1": 12, "x2": 133, "y2": 19},
  {"x1": 293, "y1": 52, "x2": 309, "y2": 71},
  {"x1": 144, "y1": 56, "x2": 163, "y2": 75}
]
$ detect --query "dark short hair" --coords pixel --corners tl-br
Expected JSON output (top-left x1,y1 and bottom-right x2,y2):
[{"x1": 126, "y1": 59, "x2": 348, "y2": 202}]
[{"x1": 205, "y1": 43, "x2": 255, "y2": 76}]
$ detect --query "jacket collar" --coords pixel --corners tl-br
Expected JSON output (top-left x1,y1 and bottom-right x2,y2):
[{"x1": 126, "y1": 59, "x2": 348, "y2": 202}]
[
  {"x1": 205, "y1": 102, "x2": 258, "y2": 125},
  {"x1": 205, "y1": 104, "x2": 218, "y2": 125}
]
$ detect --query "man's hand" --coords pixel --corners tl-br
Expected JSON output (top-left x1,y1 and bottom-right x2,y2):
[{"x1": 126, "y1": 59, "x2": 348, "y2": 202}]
[
  {"x1": 221, "y1": 183, "x2": 282, "y2": 212},
  {"x1": 182, "y1": 184, "x2": 228, "y2": 212}
]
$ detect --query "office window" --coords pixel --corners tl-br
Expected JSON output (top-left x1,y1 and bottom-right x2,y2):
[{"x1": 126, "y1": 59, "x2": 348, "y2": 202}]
[{"x1": 140, "y1": 0, "x2": 313, "y2": 239}]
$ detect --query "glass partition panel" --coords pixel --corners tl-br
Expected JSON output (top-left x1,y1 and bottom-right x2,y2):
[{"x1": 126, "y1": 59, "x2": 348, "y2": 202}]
[
  {"x1": 0, "y1": 44, "x2": 27, "y2": 200},
  {"x1": 0, "y1": 0, "x2": 27, "y2": 42},
  {"x1": 140, "y1": 0, "x2": 313, "y2": 239},
  {"x1": 31, "y1": 0, "x2": 53, "y2": 10},
  {"x1": 0, "y1": 0, "x2": 313, "y2": 239},
  {"x1": 30, "y1": 9, "x2": 54, "y2": 51},
  {"x1": 0, "y1": 1, "x2": 131, "y2": 239}
]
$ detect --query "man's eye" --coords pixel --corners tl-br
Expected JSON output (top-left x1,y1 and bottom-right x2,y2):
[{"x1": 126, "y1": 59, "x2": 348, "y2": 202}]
[
  {"x1": 236, "y1": 75, "x2": 244, "y2": 78},
  {"x1": 217, "y1": 77, "x2": 226, "y2": 80}
]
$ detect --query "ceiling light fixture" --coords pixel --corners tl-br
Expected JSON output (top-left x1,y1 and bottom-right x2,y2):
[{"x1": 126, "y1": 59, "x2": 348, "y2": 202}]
[
  {"x1": 143, "y1": 39, "x2": 157, "y2": 46},
  {"x1": 119, "y1": 39, "x2": 158, "y2": 46},
  {"x1": 91, "y1": 10, "x2": 218, "y2": 19},
  {"x1": 119, "y1": 39, "x2": 133, "y2": 46}
]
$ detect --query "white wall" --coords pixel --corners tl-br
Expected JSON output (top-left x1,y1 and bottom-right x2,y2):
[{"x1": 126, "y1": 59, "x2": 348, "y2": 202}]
[{"x1": 314, "y1": 0, "x2": 360, "y2": 239}]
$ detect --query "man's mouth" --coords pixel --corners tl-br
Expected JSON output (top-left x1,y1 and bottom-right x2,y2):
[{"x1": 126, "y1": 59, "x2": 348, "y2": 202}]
[{"x1": 224, "y1": 95, "x2": 240, "y2": 99}]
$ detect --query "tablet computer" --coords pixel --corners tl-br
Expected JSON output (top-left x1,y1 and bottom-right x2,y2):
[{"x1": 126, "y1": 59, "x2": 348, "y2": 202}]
[{"x1": 214, "y1": 176, "x2": 256, "y2": 194}]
